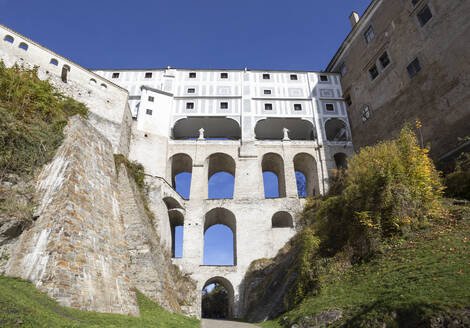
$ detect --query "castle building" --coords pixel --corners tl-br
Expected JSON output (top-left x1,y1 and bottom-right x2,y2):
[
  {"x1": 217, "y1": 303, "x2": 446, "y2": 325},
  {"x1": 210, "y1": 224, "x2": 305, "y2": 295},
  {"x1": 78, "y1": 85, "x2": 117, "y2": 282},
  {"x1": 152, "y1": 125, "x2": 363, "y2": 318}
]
[{"x1": 327, "y1": 0, "x2": 470, "y2": 164}]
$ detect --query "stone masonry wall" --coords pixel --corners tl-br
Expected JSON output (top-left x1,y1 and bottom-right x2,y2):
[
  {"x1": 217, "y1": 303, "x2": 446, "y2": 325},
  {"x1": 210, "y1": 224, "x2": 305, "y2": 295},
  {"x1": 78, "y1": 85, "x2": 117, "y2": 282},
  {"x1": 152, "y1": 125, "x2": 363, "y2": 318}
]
[
  {"x1": 116, "y1": 164, "x2": 198, "y2": 317},
  {"x1": 6, "y1": 116, "x2": 139, "y2": 316}
]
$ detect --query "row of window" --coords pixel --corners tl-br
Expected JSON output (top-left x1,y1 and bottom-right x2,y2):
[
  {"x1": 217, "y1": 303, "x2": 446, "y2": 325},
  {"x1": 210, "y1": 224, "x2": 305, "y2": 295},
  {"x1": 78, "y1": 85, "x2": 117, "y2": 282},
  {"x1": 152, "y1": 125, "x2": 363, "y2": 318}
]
[{"x1": 4, "y1": 35, "x2": 29, "y2": 50}]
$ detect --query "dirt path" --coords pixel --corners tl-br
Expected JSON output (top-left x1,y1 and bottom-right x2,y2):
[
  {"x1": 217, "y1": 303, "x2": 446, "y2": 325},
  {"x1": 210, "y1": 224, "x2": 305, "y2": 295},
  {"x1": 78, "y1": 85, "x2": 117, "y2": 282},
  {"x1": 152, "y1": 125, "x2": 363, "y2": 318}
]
[{"x1": 201, "y1": 318, "x2": 258, "y2": 328}]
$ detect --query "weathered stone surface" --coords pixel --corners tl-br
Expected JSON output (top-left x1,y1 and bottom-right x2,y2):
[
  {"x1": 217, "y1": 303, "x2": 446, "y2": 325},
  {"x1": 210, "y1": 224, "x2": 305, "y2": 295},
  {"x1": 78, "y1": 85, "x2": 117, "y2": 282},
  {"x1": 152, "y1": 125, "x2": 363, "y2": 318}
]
[
  {"x1": 6, "y1": 116, "x2": 139, "y2": 316},
  {"x1": 288, "y1": 310, "x2": 343, "y2": 328}
]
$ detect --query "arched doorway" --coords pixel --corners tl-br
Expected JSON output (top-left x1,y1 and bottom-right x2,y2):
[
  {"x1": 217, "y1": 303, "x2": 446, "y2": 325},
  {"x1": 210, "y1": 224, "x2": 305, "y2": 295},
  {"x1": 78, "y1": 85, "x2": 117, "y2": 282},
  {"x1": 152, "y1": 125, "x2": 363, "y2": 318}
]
[
  {"x1": 163, "y1": 197, "x2": 184, "y2": 258},
  {"x1": 168, "y1": 153, "x2": 192, "y2": 199},
  {"x1": 262, "y1": 153, "x2": 286, "y2": 198},
  {"x1": 206, "y1": 153, "x2": 236, "y2": 199},
  {"x1": 203, "y1": 208, "x2": 237, "y2": 266},
  {"x1": 293, "y1": 153, "x2": 319, "y2": 197},
  {"x1": 201, "y1": 276, "x2": 235, "y2": 319}
]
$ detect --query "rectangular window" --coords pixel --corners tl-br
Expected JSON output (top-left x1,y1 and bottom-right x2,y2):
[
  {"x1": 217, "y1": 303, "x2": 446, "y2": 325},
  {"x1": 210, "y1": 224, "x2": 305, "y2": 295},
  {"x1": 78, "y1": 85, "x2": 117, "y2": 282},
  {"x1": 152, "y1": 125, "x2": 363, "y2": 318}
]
[
  {"x1": 326, "y1": 103, "x2": 335, "y2": 111},
  {"x1": 221, "y1": 72, "x2": 228, "y2": 79},
  {"x1": 320, "y1": 75, "x2": 329, "y2": 82},
  {"x1": 263, "y1": 73, "x2": 270, "y2": 80},
  {"x1": 369, "y1": 65, "x2": 379, "y2": 80},
  {"x1": 145, "y1": 72, "x2": 152, "y2": 78},
  {"x1": 364, "y1": 25, "x2": 375, "y2": 44},
  {"x1": 417, "y1": 5, "x2": 432, "y2": 26},
  {"x1": 290, "y1": 74, "x2": 298, "y2": 80},
  {"x1": 407, "y1": 58, "x2": 422, "y2": 78},
  {"x1": 264, "y1": 103, "x2": 273, "y2": 110},
  {"x1": 187, "y1": 88, "x2": 195, "y2": 93},
  {"x1": 263, "y1": 89, "x2": 272, "y2": 95},
  {"x1": 112, "y1": 72, "x2": 120, "y2": 78},
  {"x1": 186, "y1": 102, "x2": 194, "y2": 109},
  {"x1": 294, "y1": 104, "x2": 302, "y2": 111},
  {"x1": 379, "y1": 52, "x2": 391, "y2": 69},
  {"x1": 220, "y1": 102, "x2": 228, "y2": 109},
  {"x1": 148, "y1": 96, "x2": 154, "y2": 102},
  {"x1": 189, "y1": 72, "x2": 196, "y2": 78},
  {"x1": 146, "y1": 109, "x2": 153, "y2": 115}
]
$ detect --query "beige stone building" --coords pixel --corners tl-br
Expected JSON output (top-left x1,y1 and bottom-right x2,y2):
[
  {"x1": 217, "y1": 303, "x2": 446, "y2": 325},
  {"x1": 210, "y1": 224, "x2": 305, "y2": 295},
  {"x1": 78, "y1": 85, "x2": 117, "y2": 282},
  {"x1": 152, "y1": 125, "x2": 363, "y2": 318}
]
[{"x1": 327, "y1": 0, "x2": 470, "y2": 163}]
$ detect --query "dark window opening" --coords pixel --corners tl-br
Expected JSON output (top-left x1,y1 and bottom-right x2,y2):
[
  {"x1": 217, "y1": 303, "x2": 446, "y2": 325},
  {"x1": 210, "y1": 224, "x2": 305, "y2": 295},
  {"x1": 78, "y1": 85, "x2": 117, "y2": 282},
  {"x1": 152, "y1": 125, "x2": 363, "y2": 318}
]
[
  {"x1": 220, "y1": 102, "x2": 228, "y2": 109},
  {"x1": 186, "y1": 102, "x2": 195, "y2": 109},
  {"x1": 146, "y1": 109, "x2": 153, "y2": 115},
  {"x1": 320, "y1": 75, "x2": 329, "y2": 82},
  {"x1": 364, "y1": 25, "x2": 375, "y2": 44},
  {"x1": 188, "y1": 88, "x2": 195, "y2": 93},
  {"x1": 294, "y1": 104, "x2": 302, "y2": 111},
  {"x1": 61, "y1": 65, "x2": 70, "y2": 83},
  {"x1": 407, "y1": 58, "x2": 422, "y2": 78},
  {"x1": 18, "y1": 42, "x2": 28, "y2": 51},
  {"x1": 148, "y1": 96, "x2": 154, "y2": 102},
  {"x1": 369, "y1": 65, "x2": 379, "y2": 80},
  {"x1": 417, "y1": 5, "x2": 433, "y2": 26},
  {"x1": 412, "y1": 0, "x2": 420, "y2": 6},
  {"x1": 221, "y1": 72, "x2": 228, "y2": 79},
  {"x1": 326, "y1": 103, "x2": 335, "y2": 111},
  {"x1": 145, "y1": 72, "x2": 152, "y2": 78},
  {"x1": 379, "y1": 52, "x2": 391, "y2": 69},
  {"x1": 264, "y1": 89, "x2": 271, "y2": 95},
  {"x1": 264, "y1": 103, "x2": 273, "y2": 111},
  {"x1": 3, "y1": 35, "x2": 14, "y2": 43},
  {"x1": 50, "y1": 58, "x2": 58, "y2": 66},
  {"x1": 345, "y1": 95, "x2": 352, "y2": 106},
  {"x1": 112, "y1": 72, "x2": 120, "y2": 78},
  {"x1": 263, "y1": 73, "x2": 270, "y2": 80},
  {"x1": 290, "y1": 74, "x2": 298, "y2": 80},
  {"x1": 189, "y1": 72, "x2": 197, "y2": 78}
]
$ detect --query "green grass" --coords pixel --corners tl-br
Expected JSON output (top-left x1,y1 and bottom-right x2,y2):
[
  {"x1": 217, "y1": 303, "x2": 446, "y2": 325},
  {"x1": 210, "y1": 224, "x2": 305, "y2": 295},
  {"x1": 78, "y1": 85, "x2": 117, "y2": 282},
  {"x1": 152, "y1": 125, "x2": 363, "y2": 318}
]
[
  {"x1": 258, "y1": 216, "x2": 470, "y2": 327},
  {"x1": 0, "y1": 276, "x2": 199, "y2": 328}
]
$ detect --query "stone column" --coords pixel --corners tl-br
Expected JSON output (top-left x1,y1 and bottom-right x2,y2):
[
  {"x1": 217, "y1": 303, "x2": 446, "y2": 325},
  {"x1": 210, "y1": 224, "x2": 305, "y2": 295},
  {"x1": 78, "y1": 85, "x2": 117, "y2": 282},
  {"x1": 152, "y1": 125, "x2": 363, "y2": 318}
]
[{"x1": 283, "y1": 142, "x2": 299, "y2": 198}]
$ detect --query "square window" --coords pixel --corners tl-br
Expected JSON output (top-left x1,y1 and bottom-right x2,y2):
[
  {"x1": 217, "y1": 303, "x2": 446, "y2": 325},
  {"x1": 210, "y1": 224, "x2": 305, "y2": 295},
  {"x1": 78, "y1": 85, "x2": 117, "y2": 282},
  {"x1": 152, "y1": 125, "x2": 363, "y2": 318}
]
[
  {"x1": 320, "y1": 75, "x2": 328, "y2": 82},
  {"x1": 364, "y1": 25, "x2": 375, "y2": 44},
  {"x1": 379, "y1": 52, "x2": 391, "y2": 69},
  {"x1": 263, "y1": 89, "x2": 272, "y2": 95},
  {"x1": 220, "y1": 102, "x2": 228, "y2": 109},
  {"x1": 369, "y1": 65, "x2": 379, "y2": 80},
  {"x1": 145, "y1": 72, "x2": 152, "y2": 78},
  {"x1": 221, "y1": 72, "x2": 228, "y2": 79},
  {"x1": 294, "y1": 104, "x2": 302, "y2": 111},
  {"x1": 186, "y1": 102, "x2": 194, "y2": 109},
  {"x1": 148, "y1": 96, "x2": 154, "y2": 102},
  {"x1": 345, "y1": 95, "x2": 352, "y2": 106},
  {"x1": 187, "y1": 88, "x2": 195, "y2": 94},
  {"x1": 264, "y1": 103, "x2": 273, "y2": 110},
  {"x1": 189, "y1": 72, "x2": 196, "y2": 78},
  {"x1": 407, "y1": 58, "x2": 422, "y2": 78},
  {"x1": 417, "y1": 5, "x2": 432, "y2": 26},
  {"x1": 326, "y1": 103, "x2": 335, "y2": 111},
  {"x1": 290, "y1": 74, "x2": 298, "y2": 80},
  {"x1": 112, "y1": 72, "x2": 120, "y2": 78},
  {"x1": 263, "y1": 73, "x2": 270, "y2": 80},
  {"x1": 146, "y1": 109, "x2": 153, "y2": 115}
]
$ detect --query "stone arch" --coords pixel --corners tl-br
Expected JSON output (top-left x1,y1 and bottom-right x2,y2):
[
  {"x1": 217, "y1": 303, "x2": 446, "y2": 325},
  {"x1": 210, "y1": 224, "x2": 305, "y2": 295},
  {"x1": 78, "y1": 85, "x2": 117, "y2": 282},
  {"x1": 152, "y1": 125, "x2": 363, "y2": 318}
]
[
  {"x1": 204, "y1": 208, "x2": 237, "y2": 265},
  {"x1": 206, "y1": 152, "x2": 236, "y2": 199},
  {"x1": 173, "y1": 117, "x2": 241, "y2": 140},
  {"x1": 334, "y1": 152, "x2": 348, "y2": 170},
  {"x1": 325, "y1": 118, "x2": 349, "y2": 142},
  {"x1": 254, "y1": 118, "x2": 315, "y2": 140},
  {"x1": 3, "y1": 35, "x2": 14, "y2": 43},
  {"x1": 202, "y1": 276, "x2": 235, "y2": 319},
  {"x1": 61, "y1": 64, "x2": 71, "y2": 83},
  {"x1": 18, "y1": 42, "x2": 28, "y2": 51},
  {"x1": 163, "y1": 197, "x2": 184, "y2": 258},
  {"x1": 272, "y1": 211, "x2": 294, "y2": 228},
  {"x1": 293, "y1": 152, "x2": 319, "y2": 197},
  {"x1": 168, "y1": 153, "x2": 192, "y2": 199},
  {"x1": 262, "y1": 152, "x2": 286, "y2": 198}
]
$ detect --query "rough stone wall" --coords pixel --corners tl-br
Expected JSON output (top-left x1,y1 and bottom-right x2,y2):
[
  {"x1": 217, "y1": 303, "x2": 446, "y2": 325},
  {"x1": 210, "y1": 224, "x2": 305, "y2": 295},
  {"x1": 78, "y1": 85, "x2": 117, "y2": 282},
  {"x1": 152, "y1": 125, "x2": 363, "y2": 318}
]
[
  {"x1": 327, "y1": 0, "x2": 470, "y2": 160},
  {"x1": 116, "y1": 164, "x2": 198, "y2": 317},
  {"x1": 6, "y1": 116, "x2": 139, "y2": 316}
]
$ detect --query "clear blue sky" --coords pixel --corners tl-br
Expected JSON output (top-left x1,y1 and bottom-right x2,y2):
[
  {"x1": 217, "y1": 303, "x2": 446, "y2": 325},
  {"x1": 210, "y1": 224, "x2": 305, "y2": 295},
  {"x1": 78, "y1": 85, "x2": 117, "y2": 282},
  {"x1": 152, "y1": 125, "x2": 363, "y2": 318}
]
[{"x1": 1, "y1": 0, "x2": 371, "y2": 71}]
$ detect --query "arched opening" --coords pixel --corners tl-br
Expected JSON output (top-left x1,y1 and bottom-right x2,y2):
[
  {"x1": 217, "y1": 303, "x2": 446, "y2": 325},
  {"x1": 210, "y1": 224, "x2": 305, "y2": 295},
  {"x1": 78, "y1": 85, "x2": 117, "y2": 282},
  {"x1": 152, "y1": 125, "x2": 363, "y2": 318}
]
[
  {"x1": 163, "y1": 197, "x2": 184, "y2": 258},
  {"x1": 100, "y1": 83, "x2": 107, "y2": 89},
  {"x1": 18, "y1": 42, "x2": 28, "y2": 51},
  {"x1": 325, "y1": 118, "x2": 348, "y2": 142},
  {"x1": 207, "y1": 153, "x2": 236, "y2": 199},
  {"x1": 262, "y1": 153, "x2": 286, "y2": 198},
  {"x1": 295, "y1": 171, "x2": 307, "y2": 197},
  {"x1": 89, "y1": 78, "x2": 97, "y2": 85},
  {"x1": 334, "y1": 153, "x2": 348, "y2": 170},
  {"x1": 3, "y1": 35, "x2": 14, "y2": 43},
  {"x1": 204, "y1": 208, "x2": 236, "y2": 266},
  {"x1": 49, "y1": 58, "x2": 58, "y2": 66},
  {"x1": 293, "y1": 153, "x2": 319, "y2": 197},
  {"x1": 202, "y1": 277, "x2": 234, "y2": 319},
  {"x1": 169, "y1": 153, "x2": 192, "y2": 199},
  {"x1": 61, "y1": 64, "x2": 70, "y2": 83},
  {"x1": 272, "y1": 211, "x2": 294, "y2": 228},
  {"x1": 255, "y1": 118, "x2": 315, "y2": 140},
  {"x1": 173, "y1": 117, "x2": 241, "y2": 140}
]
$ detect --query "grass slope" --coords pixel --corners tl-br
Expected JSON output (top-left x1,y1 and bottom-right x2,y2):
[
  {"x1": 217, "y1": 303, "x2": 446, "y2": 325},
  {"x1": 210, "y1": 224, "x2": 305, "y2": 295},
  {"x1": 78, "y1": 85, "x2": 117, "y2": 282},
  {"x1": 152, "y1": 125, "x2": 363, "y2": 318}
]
[
  {"x1": 259, "y1": 212, "x2": 470, "y2": 327},
  {"x1": 0, "y1": 276, "x2": 199, "y2": 328}
]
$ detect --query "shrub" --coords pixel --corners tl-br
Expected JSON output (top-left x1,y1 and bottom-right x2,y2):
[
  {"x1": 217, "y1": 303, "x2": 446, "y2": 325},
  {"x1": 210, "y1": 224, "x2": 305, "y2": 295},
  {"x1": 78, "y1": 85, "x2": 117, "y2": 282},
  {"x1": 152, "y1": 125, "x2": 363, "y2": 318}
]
[{"x1": 444, "y1": 152, "x2": 470, "y2": 200}]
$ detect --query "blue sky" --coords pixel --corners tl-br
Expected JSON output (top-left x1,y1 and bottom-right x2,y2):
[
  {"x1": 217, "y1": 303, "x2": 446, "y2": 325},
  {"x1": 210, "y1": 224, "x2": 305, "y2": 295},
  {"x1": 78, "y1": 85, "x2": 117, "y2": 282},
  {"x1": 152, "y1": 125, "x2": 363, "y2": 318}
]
[
  {"x1": 1, "y1": 0, "x2": 371, "y2": 265},
  {"x1": 1, "y1": 0, "x2": 371, "y2": 71}
]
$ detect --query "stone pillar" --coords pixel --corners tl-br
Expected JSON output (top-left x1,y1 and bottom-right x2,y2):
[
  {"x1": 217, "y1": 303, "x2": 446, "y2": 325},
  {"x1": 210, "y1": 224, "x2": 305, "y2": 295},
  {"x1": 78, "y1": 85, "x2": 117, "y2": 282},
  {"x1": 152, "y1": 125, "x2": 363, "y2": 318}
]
[
  {"x1": 234, "y1": 143, "x2": 263, "y2": 199},
  {"x1": 189, "y1": 140, "x2": 208, "y2": 200},
  {"x1": 283, "y1": 142, "x2": 299, "y2": 198}
]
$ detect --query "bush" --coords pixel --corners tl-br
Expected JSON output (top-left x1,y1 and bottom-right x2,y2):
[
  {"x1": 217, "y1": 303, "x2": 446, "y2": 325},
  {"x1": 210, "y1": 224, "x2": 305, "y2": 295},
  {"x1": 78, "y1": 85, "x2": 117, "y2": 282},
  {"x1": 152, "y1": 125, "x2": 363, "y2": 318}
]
[{"x1": 444, "y1": 152, "x2": 470, "y2": 200}]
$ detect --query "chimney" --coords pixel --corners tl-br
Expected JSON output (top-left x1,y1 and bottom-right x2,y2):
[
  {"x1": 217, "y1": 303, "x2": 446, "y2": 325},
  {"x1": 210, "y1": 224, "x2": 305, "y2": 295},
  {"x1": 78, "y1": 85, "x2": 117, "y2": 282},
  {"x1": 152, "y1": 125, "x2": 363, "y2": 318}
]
[{"x1": 349, "y1": 11, "x2": 360, "y2": 28}]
